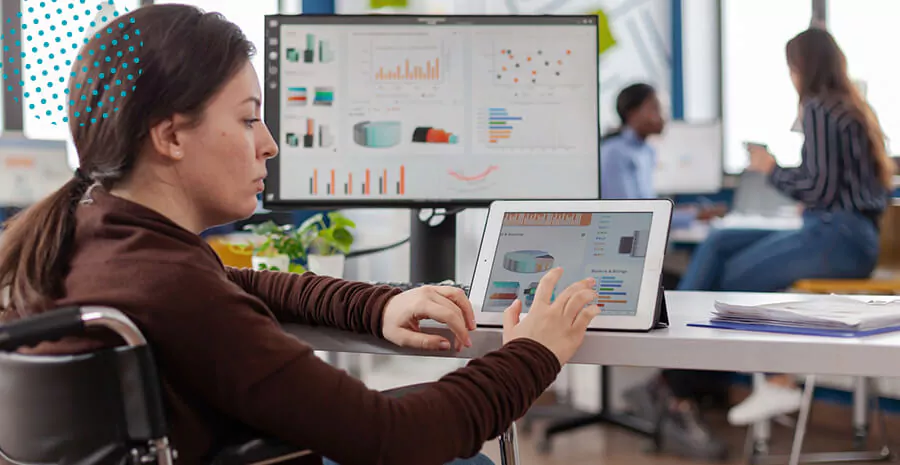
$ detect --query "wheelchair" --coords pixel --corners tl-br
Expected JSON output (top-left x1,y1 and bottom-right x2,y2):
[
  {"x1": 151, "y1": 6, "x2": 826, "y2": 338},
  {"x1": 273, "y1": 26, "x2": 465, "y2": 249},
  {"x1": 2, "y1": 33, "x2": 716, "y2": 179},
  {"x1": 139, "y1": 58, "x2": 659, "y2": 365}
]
[{"x1": 0, "y1": 306, "x2": 520, "y2": 465}]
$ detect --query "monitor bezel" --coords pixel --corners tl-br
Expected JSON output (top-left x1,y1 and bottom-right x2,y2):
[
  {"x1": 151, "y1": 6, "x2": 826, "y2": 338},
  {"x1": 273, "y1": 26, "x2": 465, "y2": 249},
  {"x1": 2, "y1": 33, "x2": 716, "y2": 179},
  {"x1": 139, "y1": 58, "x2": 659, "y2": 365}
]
[{"x1": 262, "y1": 14, "x2": 601, "y2": 210}]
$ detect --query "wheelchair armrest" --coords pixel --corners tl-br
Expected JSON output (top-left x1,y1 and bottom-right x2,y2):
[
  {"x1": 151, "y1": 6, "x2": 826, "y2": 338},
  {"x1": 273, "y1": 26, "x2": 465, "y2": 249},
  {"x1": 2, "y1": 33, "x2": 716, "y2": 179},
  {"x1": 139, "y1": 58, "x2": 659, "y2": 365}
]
[
  {"x1": 209, "y1": 436, "x2": 311, "y2": 465},
  {"x1": 0, "y1": 307, "x2": 86, "y2": 351},
  {"x1": 0, "y1": 306, "x2": 146, "y2": 351}
]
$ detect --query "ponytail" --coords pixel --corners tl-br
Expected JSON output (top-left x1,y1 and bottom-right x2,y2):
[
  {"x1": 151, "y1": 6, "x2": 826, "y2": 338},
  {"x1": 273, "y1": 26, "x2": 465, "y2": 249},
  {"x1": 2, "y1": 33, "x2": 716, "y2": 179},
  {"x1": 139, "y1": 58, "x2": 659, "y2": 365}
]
[
  {"x1": 0, "y1": 173, "x2": 93, "y2": 317},
  {"x1": 846, "y1": 89, "x2": 895, "y2": 189}
]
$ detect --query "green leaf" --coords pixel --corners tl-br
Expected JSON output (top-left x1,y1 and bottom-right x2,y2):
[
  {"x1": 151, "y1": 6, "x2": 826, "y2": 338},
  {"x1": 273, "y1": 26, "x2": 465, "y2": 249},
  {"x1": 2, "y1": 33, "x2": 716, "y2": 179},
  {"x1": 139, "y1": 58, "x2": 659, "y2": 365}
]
[
  {"x1": 288, "y1": 263, "x2": 307, "y2": 273},
  {"x1": 298, "y1": 214, "x2": 324, "y2": 234},
  {"x1": 332, "y1": 228, "x2": 353, "y2": 248},
  {"x1": 327, "y1": 212, "x2": 356, "y2": 229}
]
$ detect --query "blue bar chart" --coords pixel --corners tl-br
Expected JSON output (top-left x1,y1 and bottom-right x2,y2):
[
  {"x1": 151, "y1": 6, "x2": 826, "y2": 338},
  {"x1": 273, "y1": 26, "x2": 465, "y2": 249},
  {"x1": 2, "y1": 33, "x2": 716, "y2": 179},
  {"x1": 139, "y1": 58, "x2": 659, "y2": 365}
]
[{"x1": 486, "y1": 107, "x2": 522, "y2": 144}]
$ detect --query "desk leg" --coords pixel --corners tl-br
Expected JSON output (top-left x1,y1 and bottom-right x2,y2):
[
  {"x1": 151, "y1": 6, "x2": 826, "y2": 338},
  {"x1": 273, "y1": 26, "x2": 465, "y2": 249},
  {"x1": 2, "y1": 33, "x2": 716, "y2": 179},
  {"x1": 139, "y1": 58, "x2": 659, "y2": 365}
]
[{"x1": 538, "y1": 366, "x2": 655, "y2": 453}]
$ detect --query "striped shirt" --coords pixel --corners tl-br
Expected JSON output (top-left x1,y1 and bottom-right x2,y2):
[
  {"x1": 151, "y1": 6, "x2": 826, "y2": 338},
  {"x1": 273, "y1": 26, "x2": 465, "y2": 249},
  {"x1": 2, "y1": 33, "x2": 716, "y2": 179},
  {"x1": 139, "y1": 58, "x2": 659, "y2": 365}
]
[{"x1": 769, "y1": 97, "x2": 889, "y2": 215}]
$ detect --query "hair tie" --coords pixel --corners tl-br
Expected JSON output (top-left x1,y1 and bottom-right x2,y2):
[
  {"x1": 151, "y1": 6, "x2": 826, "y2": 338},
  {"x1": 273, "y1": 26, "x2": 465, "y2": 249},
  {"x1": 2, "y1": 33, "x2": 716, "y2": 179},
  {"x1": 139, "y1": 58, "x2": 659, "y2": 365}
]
[{"x1": 73, "y1": 168, "x2": 91, "y2": 183}]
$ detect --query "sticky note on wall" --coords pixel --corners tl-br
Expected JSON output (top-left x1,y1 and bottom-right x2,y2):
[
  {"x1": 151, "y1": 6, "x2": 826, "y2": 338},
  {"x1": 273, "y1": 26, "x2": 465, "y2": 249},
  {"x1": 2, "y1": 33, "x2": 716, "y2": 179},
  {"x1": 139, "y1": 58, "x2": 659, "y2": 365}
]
[
  {"x1": 589, "y1": 8, "x2": 617, "y2": 55},
  {"x1": 370, "y1": 0, "x2": 408, "y2": 8}
]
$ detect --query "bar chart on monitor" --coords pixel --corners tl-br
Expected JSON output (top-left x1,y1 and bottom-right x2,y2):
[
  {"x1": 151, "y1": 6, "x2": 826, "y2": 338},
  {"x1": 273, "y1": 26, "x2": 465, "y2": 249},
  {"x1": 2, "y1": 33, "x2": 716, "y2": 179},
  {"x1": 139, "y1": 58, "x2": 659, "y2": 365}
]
[
  {"x1": 348, "y1": 31, "x2": 460, "y2": 101},
  {"x1": 285, "y1": 118, "x2": 334, "y2": 149},
  {"x1": 476, "y1": 106, "x2": 578, "y2": 151},
  {"x1": 306, "y1": 167, "x2": 406, "y2": 196},
  {"x1": 284, "y1": 33, "x2": 335, "y2": 64}
]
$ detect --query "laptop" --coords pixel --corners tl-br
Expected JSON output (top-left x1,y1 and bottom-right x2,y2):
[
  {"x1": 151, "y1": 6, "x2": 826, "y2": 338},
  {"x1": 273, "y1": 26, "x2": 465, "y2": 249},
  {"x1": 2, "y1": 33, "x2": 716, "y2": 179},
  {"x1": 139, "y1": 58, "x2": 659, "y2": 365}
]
[{"x1": 730, "y1": 171, "x2": 797, "y2": 217}]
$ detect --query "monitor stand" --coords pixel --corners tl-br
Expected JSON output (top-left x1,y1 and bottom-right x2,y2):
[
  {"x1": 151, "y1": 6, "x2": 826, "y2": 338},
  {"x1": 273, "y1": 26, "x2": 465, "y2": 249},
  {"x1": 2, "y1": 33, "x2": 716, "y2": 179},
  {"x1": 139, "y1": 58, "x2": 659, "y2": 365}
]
[{"x1": 409, "y1": 209, "x2": 458, "y2": 283}]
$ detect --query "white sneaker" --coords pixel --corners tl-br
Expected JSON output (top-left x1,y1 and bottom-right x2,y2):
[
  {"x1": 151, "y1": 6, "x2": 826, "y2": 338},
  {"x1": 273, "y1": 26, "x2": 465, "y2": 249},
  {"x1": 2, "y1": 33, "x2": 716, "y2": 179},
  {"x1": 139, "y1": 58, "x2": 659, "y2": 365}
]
[{"x1": 728, "y1": 382, "x2": 803, "y2": 426}]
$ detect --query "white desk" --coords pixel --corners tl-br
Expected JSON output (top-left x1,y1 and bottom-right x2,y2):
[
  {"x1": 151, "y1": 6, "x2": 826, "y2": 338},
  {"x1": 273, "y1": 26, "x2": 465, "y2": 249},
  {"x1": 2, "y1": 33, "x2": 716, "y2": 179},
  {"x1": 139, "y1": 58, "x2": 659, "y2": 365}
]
[
  {"x1": 669, "y1": 214, "x2": 803, "y2": 245},
  {"x1": 285, "y1": 291, "x2": 900, "y2": 379}
]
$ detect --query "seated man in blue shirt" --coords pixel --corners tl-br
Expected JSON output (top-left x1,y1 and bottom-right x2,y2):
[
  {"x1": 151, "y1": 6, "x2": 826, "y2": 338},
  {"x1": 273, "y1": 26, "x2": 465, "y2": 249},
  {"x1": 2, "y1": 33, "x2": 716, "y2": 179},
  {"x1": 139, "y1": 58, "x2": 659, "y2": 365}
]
[
  {"x1": 602, "y1": 83, "x2": 729, "y2": 461},
  {"x1": 600, "y1": 83, "x2": 723, "y2": 228}
]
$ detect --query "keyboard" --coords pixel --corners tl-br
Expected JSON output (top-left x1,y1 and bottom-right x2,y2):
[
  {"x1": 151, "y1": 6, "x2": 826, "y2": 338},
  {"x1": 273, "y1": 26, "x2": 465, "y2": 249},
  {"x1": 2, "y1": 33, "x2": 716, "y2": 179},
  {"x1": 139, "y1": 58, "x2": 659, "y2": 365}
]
[{"x1": 372, "y1": 280, "x2": 470, "y2": 296}]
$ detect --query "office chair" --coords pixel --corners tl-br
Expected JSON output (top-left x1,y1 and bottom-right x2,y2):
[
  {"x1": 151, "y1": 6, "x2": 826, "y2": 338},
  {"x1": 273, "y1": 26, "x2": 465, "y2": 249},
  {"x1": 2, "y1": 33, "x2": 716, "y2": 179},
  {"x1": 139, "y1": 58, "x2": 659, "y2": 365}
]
[
  {"x1": 743, "y1": 374, "x2": 892, "y2": 465},
  {"x1": 0, "y1": 306, "x2": 520, "y2": 465}
]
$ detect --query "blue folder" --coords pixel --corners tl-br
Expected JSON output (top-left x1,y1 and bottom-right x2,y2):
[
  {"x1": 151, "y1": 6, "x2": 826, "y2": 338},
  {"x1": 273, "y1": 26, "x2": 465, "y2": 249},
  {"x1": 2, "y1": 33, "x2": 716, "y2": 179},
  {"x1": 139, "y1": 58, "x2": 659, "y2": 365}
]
[{"x1": 687, "y1": 320, "x2": 900, "y2": 338}]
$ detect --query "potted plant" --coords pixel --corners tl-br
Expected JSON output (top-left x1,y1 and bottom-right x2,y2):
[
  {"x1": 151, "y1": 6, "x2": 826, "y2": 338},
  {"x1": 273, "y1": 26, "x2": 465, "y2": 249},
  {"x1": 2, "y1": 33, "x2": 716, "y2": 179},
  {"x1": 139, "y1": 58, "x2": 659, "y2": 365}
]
[
  {"x1": 241, "y1": 221, "x2": 307, "y2": 273},
  {"x1": 297, "y1": 211, "x2": 356, "y2": 278}
]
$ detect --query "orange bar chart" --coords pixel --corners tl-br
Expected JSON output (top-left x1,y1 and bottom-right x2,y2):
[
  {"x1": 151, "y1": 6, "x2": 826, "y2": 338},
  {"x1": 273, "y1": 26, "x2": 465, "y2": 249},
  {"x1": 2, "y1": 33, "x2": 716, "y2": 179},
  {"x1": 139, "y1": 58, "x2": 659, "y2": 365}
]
[
  {"x1": 310, "y1": 167, "x2": 405, "y2": 196},
  {"x1": 375, "y1": 58, "x2": 440, "y2": 81}
]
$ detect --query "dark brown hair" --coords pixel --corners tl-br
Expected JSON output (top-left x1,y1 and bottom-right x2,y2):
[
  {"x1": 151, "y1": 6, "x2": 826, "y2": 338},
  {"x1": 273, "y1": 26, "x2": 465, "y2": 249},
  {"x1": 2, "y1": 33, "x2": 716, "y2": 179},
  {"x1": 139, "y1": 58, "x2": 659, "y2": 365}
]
[
  {"x1": 602, "y1": 82, "x2": 656, "y2": 141},
  {"x1": 786, "y1": 28, "x2": 894, "y2": 188},
  {"x1": 0, "y1": 4, "x2": 255, "y2": 315}
]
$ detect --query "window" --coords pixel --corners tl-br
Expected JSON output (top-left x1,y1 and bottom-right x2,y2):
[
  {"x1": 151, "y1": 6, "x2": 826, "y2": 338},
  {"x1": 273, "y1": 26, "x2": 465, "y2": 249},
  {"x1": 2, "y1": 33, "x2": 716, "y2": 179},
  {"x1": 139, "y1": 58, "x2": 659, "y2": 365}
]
[
  {"x1": 721, "y1": 0, "x2": 811, "y2": 173},
  {"x1": 829, "y1": 0, "x2": 900, "y2": 155},
  {"x1": 155, "y1": 0, "x2": 279, "y2": 100},
  {"x1": 21, "y1": 0, "x2": 140, "y2": 141}
]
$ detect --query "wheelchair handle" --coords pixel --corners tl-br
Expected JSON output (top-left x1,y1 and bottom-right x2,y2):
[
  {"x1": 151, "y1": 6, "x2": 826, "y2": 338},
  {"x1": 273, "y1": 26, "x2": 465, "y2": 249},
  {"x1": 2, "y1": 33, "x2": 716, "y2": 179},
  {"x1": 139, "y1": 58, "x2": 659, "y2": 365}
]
[{"x1": 0, "y1": 306, "x2": 146, "y2": 351}]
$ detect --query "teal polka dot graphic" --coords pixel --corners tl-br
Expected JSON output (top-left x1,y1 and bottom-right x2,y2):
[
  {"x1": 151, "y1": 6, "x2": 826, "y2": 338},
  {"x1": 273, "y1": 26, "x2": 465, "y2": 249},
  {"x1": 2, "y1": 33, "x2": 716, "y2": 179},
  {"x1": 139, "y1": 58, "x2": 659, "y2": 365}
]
[{"x1": 10, "y1": 0, "x2": 140, "y2": 127}]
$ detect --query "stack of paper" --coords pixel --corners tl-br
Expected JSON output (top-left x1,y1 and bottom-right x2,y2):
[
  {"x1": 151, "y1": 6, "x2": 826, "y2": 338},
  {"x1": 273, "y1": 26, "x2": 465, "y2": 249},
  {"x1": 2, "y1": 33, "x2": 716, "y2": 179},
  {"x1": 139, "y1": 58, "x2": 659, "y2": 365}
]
[{"x1": 695, "y1": 295, "x2": 900, "y2": 337}]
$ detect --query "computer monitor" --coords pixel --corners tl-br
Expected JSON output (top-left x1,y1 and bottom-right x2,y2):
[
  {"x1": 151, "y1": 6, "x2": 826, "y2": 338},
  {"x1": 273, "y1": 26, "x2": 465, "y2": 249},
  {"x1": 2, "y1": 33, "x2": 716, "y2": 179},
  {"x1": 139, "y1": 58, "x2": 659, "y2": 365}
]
[
  {"x1": 649, "y1": 121, "x2": 723, "y2": 195},
  {"x1": 262, "y1": 15, "x2": 600, "y2": 209}
]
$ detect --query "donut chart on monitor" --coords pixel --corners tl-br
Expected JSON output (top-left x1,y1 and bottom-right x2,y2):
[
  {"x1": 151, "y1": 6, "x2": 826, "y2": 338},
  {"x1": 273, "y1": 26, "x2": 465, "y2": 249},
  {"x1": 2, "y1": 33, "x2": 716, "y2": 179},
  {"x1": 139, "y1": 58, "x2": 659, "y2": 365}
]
[{"x1": 502, "y1": 250, "x2": 555, "y2": 273}]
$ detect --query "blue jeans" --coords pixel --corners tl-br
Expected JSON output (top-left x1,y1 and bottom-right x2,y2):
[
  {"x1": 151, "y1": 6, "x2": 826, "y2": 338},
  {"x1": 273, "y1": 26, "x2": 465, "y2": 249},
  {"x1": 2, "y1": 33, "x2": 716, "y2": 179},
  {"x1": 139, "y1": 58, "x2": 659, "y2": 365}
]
[
  {"x1": 322, "y1": 453, "x2": 495, "y2": 465},
  {"x1": 678, "y1": 210, "x2": 880, "y2": 292}
]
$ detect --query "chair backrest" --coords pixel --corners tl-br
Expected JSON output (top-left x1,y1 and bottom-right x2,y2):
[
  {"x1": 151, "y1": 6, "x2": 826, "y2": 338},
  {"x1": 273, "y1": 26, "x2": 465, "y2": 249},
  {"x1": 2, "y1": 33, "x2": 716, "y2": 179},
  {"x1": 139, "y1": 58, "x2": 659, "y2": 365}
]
[
  {"x1": 0, "y1": 345, "x2": 160, "y2": 464},
  {"x1": 877, "y1": 199, "x2": 900, "y2": 271}
]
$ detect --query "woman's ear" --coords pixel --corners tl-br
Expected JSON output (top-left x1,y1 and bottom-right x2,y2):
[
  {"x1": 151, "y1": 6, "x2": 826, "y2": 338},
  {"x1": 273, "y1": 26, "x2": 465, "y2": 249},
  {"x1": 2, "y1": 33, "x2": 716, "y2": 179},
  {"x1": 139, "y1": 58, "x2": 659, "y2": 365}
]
[
  {"x1": 148, "y1": 114, "x2": 193, "y2": 161},
  {"x1": 148, "y1": 117, "x2": 182, "y2": 161}
]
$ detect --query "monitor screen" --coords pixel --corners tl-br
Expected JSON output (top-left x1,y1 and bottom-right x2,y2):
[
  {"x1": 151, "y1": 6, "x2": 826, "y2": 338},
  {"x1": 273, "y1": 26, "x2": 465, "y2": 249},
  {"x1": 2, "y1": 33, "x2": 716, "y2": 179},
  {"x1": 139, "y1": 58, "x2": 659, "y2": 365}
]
[
  {"x1": 263, "y1": 15, "x2": 600, "y2": 207},
  {"x1": 483, "y1": 212, "x2": 652, "y2": 316}
]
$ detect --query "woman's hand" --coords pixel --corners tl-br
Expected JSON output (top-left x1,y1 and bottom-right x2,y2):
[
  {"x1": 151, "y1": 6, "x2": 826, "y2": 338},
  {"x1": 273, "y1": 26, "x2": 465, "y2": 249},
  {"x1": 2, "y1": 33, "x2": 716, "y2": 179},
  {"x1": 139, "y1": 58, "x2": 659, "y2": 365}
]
[
  {"x1": 382, "y1": 286, "x2": 476, "y2": 352},
  {"x1": 502, "y1": 268, "x2": 600, "y2": 365},
  {"x1": 747, "y1": 145, "x2": 777, "y2": 174}
]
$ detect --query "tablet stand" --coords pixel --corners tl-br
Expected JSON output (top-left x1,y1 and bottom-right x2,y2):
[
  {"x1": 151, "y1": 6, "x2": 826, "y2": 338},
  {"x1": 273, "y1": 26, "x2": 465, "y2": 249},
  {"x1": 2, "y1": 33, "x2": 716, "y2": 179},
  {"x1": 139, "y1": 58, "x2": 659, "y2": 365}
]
[
  {"x1": 534, "y1": 287, "x2": 669, "y2": 453},
  {"x1": 654, "y1": 284, "x2": 669, "y2": 329}
]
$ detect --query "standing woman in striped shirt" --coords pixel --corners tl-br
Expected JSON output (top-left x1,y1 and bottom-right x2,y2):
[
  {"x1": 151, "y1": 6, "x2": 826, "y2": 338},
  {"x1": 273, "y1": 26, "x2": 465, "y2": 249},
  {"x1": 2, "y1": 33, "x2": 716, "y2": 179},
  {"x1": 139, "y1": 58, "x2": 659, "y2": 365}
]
[{"x1": 678, "y1": 27, "x2": 893, "y2": 424}]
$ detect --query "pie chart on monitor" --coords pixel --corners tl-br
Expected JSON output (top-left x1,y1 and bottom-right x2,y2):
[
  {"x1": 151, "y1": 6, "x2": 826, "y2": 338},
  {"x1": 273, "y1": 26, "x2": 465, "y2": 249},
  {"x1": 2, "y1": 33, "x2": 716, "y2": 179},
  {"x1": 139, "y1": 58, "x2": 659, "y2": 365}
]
[{"x1": 502, "y1": 250, "x2": 555, "y2": 273}]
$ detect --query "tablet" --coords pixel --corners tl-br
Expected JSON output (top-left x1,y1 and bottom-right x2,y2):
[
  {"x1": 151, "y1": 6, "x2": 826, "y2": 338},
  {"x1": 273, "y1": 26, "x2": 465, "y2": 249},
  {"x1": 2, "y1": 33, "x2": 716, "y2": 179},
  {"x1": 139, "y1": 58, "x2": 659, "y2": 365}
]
[{"x1": 470, "y1": 199, "x2": 673, "y2": 331}]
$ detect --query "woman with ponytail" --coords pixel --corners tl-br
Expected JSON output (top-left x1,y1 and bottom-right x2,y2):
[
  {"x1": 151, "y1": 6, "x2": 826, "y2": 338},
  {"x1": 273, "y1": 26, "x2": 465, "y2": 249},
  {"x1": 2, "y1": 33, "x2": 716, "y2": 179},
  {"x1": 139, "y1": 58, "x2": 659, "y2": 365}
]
[
  {"x1": 0, "y1": 168, "x2": 94, "y2": 316},
  {"x1": 678, "y1": 27, "x2": 892, "y2": 426},
  {"x1": 0, "y1": 5, "x2": 601, "y2": 465}
]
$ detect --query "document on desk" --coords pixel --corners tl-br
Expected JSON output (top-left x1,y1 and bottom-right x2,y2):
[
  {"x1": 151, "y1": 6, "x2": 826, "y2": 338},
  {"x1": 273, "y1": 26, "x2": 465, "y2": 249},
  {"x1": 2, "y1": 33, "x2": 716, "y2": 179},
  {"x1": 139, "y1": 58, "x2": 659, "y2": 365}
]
[{"x1": 688, "y1": 295, "x2": 900, "y2": 337}]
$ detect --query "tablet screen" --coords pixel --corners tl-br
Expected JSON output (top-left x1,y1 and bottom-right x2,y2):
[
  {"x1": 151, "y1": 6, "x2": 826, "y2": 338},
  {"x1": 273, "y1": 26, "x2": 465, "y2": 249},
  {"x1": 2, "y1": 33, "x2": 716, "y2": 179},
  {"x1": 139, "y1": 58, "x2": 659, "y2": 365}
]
[{"x1": 483, "y1": 211, "x2": 653, "y2": 316}]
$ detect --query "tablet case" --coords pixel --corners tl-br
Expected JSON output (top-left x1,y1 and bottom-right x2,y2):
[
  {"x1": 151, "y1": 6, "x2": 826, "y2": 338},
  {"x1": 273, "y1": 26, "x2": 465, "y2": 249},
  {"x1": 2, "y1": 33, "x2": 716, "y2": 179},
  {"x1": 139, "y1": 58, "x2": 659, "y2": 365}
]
[
  {"x1": 583, "y1": 285, "x2": 668, "y2": 333},
  {"x1": 653, "y1": 285, "x2": 669, "y2": 330}
]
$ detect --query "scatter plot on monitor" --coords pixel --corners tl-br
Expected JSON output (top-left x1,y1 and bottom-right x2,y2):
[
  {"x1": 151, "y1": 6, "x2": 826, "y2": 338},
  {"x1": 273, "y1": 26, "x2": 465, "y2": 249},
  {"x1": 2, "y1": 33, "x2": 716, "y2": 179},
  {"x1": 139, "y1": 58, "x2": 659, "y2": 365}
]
[{"x1": 493, "y1": 46, "x2": 574, "y2": 86}]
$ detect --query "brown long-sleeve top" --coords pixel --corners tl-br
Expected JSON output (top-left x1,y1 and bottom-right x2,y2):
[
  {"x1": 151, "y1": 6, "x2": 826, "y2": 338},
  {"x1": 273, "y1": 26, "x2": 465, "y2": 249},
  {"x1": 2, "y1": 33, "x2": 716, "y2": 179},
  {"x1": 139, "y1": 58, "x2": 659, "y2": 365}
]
[{"x1": 11, "y1": 188, "x2": 561, "y2": 465}]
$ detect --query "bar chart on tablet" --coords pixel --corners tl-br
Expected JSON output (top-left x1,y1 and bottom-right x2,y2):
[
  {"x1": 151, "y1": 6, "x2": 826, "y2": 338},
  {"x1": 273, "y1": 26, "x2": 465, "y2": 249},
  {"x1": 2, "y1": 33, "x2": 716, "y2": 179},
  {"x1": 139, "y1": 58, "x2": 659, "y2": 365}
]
[{"x1": 591, "y1": 272, "x2": 636, "y2": 315}]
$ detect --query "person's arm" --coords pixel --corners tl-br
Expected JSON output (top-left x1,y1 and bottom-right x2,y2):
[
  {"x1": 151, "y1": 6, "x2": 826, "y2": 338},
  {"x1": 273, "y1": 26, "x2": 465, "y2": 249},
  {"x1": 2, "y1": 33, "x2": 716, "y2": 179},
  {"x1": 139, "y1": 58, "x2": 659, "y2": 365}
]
[
  {"x1": 671, "y1": 208, "x2": 698, "y2": 229},
  {"x1": 768, "y1": 100, "x2": 840, "y2": 205},
  {"x1": 156, "y1": 269, "x2": 561, "y2": 465},
  {"x1": 224, "y1": 267, "x2": 400, "y2": 336},
  {"x1": 601, "y1": 144, "x2": 639, "y2": 199}
]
